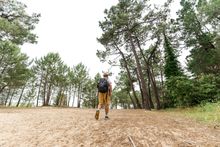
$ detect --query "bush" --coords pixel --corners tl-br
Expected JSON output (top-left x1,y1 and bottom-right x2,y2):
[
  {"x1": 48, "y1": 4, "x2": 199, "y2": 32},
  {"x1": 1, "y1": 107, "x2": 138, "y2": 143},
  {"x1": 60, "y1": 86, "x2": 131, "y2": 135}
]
[{"x1": 164, "y1": 74, "x2": 220, "y2": 107}]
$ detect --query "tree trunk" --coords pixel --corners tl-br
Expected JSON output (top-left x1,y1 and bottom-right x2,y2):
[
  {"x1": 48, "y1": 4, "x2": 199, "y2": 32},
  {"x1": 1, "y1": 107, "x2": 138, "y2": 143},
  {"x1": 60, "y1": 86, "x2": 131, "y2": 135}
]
[
  {"x1": 68, "y1": 86, "x2": 72, "y2": 107},
  {"x1": 149, "y1": 66, "x2": 161, "y2": 109},
  {"x1": 42, "y1": 79, "x2": 47, "y2": 106},
  {"x1": 26, "y1": 99, "x2": 31, "y2": 107},
  {"x1": 128, "y1": 91, "x2": 136, "y2": 109},
  {"x1": 77, "y1": 86, "x2": 81, "y2": 108},
  {"x1": 72, "y1": 89, "x2": 76, "y2": 107},
  {"x1": 45, "y1": 83, "x2": 52, "y2": 106},
  {"x1": 4, "y1": 88, "x2": 11, "y2": 105},
  {"x1": 135, "y1": 68, "x2": 145, "y2": 108},
  {"x1": 36, "y1": 76, "x2": 43, "y2": 107},
  {"x1": 128, "y1": 33, "x2": 150, "y2": 110},
  {"x1": 136, "y1": 36, "x2": 160, "y2": 109},
  {"x1": 115, "y1": 97, "x2": 118, "y2": 109},
  {"x1": 114, "y1": 42, "x2": 142, "y2": 108},
  {"x1": 159, "y1": 57, "x2": 165, "y2": 104},
  {"x1": 93, "y1": 92, "x2": 97, "y2": 108},
  {"x1": 8, "y1": 89, "x2": 16, "y2": 106},
  {"x1": 0, "y1": 85, "x2": 7, "y2": 94},
  {"x1": 63, "y1": 88, "x2": 68, "y2": 106},
  {"x1": 16, "y1": 85, "x2": 26, "y2": 107},
  {"x1": 146, "y1": 68, "x2": 154, "y2": 109},
  {"x1": 128, "y1": 104, "x2": 131, "y2": 109},
  {"x1": 49, "y1": 89, "x2": 53, "y2": 105}
]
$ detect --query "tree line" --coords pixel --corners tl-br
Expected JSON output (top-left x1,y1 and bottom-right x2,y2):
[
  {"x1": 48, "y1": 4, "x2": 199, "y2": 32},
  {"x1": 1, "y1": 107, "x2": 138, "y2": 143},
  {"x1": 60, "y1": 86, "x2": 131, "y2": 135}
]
[
  {"x1": 1, "y1": 0, "x2": 220, "y2": 109},
  {"x1": 0, "y1": 0, "x2": 101, "y2": 108},
  {"x1": 97, "y1": 0, "x2": 220, "y2": 110}
]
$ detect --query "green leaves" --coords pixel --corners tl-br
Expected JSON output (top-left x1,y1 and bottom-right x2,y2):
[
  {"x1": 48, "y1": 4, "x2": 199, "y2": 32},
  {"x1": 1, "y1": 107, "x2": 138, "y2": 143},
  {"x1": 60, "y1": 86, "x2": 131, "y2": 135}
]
[
  {"x1": 197, "y1": 0, "x2": 220, "y2": 26},
  {"x1": 0, "y1": 41, "x2": 30, "y2": 92},
  {"x1": 0, "y1": 0, "x2": 40, "y2": 44},
  {"x1": 177, "y1": 0, "x2": 220, "y2": 75},
  {"x1": 163, "y1": 29, "x2": 183, "y2": 79},
  {"x1": 165, "y1": 75, "x2": 220, "y2": 107},
  {"x1": 0, "y1": 0, "x2": 40, "y2": 105},
  {"x1": 34, "y1": 53, "x2": 66, "y2": 87}
]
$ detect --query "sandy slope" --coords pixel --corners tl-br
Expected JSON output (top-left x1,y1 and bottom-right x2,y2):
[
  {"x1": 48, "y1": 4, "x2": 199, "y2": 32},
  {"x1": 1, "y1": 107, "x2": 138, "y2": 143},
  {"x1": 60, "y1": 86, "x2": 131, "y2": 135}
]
[{"x1": 0, "y1": 108, "x2": 220, "y2": 147}]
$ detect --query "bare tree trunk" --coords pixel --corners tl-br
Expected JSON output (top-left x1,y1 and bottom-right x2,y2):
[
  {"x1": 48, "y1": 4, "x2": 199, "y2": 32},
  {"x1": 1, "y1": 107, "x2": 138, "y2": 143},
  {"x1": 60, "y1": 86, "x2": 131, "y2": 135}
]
[
  {"x1": 149, "y1": 66, "x2": 161, "y2": 109},
  {"x1": 77, "y1": 86, "x2": 81, "y2": 108},
  {"x1": 16, "y1": 85, "x2": 26, "y2": 107},
  {"x1": 43, "y1": 79, "x2": 47, "y2": 106},
  {"x1": 93, "y1": 92, "x2": 97, "y2": 108},
  {"x1": 36, "y1": 76, "x2": 43, "y2": 107},
  {"x1": 72, "y1": 89, "x2": 76, "y2": 107},
  {"x1": 58, "y1": 92, "x2": 62, "y2": 106},
  {"x1": 158, "y1": 55, "x2": 165, "y2": 104},
  {"x1": 114, "y1": 43, "x2": 142, "y2": 108},
  {"x1": 136, "y1": 36, "x2": 160, "y2": 109},
  {"x1": 45, "y1": 83, "x2": 52, "y2": 106},
  {"x1": 115, "y1": 97, "x2": 118, "y2": 109},
  {"x1": 8, "y1": 89, "x2": 16, "y2": 107},
  {"x1": 128, "y1": 91, "x2": 136, "y2": 109},
  {"x1": 160, "y1": 69, "x2": 165, "y2": 106},
  {"x1": 26, "y1": 99, "x2": 31, "y2": 107},
  {"x1": 63, "y1": 88, "x2": 68, "y2": 106},
  {"x1": 128, "y1": 104, "x2": 131, "y2": 109},
  {"x1": 0, "y1": 85, "x2": 7, "y2": 94},
  {"x1": 146, "y1": 68, "x2": 154, "y2": 109},
  {"x1": 135, "y1": 68, "x2": 144, "y2": 108},
  {"x1": 4, "y1": 88, "x2": 11, "y2": 105},
  {"x1": 68, "y1": 86, "x2": 72, "y2": 107},
  {"x1": 128, "y1": 33, "x2": 150, "y2": 110}
]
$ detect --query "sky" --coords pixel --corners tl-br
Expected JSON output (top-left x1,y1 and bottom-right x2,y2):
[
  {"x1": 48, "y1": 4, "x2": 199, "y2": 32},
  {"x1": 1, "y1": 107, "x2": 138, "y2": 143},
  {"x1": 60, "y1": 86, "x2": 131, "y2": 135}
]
[
  {"x1": 19, "y1": 0, "x2": 119, "y2": 78},
  {"x1": 19, "y1": 0, "x2": 183, "y2": 86}
]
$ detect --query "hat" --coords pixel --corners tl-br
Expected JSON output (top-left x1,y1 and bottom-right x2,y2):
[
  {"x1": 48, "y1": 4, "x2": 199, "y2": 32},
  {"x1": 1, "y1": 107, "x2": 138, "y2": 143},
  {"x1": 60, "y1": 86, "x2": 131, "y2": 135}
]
[{"x1": 103, "y1": 72, "x2": 109, "y2": 76}]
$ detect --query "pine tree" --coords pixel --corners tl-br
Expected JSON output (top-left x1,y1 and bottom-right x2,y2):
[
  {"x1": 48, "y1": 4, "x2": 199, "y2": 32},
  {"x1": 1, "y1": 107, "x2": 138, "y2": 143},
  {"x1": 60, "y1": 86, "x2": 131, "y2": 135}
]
[{"x1": 163, "y1": 29, "x2": 183, "y2": 79}]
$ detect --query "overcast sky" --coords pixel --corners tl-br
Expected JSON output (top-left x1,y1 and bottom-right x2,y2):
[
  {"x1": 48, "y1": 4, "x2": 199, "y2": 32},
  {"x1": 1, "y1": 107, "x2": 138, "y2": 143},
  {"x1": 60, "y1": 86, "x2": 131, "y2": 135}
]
[
  {"x1": 19, "y1": 0, "x2": 182, "y2": 84},
  {"x1": 19, "y1": 0, "x2": 118, "y2": 78}
]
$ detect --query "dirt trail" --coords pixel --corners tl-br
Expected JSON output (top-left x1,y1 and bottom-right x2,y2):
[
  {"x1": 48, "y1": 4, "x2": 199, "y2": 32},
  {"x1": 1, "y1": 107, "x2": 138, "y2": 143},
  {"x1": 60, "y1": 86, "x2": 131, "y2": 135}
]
[{"x1": 0, "y1": 108, "x2": 220, "y2": 147}]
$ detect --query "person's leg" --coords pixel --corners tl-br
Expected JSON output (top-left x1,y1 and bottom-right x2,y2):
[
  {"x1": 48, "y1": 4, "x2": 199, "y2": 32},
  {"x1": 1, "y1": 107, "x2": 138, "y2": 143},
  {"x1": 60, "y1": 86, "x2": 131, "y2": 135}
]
[
  {"x1": 98, "y1": 103, "x2": 102, "y2": 110},
  {"x1": 95, "y1": 92, "x2": 103, "y2": 120},
  {"x1": 97, "y1": 92, "x2": 103, "y2": 110},
  {"x1": 105, "y1": 104, "x2": 109, "y2": 116},
  {"x1": 105, "y1": 93, "x2": 111, "y2": 119}
]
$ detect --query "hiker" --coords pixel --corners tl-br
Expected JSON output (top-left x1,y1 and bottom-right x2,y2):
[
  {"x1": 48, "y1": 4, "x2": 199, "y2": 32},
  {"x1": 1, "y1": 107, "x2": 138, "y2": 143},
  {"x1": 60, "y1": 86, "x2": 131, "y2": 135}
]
[{"x1": 95, "y1": 72, "x2": 112, "y2": 120}]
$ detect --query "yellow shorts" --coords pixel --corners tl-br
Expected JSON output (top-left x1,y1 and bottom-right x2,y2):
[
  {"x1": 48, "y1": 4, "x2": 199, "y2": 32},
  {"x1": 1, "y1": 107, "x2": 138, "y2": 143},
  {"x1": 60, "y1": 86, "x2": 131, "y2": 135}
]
[{"x1": 98, "y1": 92, "x2": 111, "y2": 105}]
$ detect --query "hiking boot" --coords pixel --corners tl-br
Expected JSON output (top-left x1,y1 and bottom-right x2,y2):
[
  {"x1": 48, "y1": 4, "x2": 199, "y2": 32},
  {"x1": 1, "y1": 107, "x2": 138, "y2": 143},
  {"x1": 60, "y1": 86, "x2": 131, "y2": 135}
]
[
  {"x1": 105, "y1": 116, "x2": 109, "y2": 120},
  {"x1": 95, "y1": 110, "x2": 100, "y2": 120}
]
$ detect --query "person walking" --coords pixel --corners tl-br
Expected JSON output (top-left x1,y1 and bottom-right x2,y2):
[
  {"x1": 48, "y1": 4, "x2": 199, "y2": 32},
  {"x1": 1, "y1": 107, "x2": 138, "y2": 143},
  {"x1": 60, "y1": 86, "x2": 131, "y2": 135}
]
[{"x1": 95, "y1": 72, "x2": 112, "y2": 120}]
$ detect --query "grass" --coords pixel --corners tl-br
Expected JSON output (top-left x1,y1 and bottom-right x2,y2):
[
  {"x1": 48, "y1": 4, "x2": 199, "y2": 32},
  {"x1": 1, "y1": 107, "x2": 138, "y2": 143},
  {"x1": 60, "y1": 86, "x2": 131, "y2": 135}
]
[{"x1": 164, "y1": 102, "x2": 220, "y2": 125}]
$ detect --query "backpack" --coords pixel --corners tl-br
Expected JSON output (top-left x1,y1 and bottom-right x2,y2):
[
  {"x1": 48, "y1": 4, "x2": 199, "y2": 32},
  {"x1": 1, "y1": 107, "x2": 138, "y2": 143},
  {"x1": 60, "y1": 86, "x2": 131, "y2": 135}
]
[{"x1": 98, "y1": 78, "x2": 109, "y2": 93}]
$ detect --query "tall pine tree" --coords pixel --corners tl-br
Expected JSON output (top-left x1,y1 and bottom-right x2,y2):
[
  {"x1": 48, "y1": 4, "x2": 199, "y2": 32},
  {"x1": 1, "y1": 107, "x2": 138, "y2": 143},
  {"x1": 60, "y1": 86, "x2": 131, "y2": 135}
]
[{"x1": 163, "y1": 29, "x2": 183, "y2": 79}]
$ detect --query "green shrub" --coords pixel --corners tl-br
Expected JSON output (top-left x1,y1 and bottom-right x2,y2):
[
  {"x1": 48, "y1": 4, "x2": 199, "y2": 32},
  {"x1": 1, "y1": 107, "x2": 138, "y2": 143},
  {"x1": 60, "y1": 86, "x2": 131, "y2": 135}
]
[{"x1": 164, "y1": 74, "x2": 220, "y2": 107}]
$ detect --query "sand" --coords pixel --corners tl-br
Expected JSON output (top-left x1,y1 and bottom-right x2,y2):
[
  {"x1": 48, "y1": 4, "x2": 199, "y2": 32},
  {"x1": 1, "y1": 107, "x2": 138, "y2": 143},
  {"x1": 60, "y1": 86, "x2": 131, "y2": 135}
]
[{"x1": 0, "y1": 107, "x2": 220, "y2": 147}]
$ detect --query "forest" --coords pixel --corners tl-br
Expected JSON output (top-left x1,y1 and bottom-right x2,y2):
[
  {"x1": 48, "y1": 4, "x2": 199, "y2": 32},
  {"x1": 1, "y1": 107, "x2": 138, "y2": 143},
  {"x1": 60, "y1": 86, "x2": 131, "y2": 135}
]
[{"x1": 1, "y1": 0, "x2": 220, "y2": 110}]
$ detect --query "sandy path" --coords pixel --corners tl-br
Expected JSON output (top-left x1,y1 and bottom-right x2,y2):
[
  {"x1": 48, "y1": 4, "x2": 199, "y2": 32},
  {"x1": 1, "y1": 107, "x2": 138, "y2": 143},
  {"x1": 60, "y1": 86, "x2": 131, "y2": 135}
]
[{"x1": 0, "y1": 108, "x2": 220, "y2": 147}]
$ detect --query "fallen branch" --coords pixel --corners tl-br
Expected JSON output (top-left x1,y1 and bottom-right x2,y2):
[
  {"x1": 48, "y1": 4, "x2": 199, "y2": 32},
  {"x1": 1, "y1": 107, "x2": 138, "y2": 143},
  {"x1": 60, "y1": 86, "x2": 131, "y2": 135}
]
[{"x1": 128, "y1": 136, "x2": 136, "y2": 147}]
